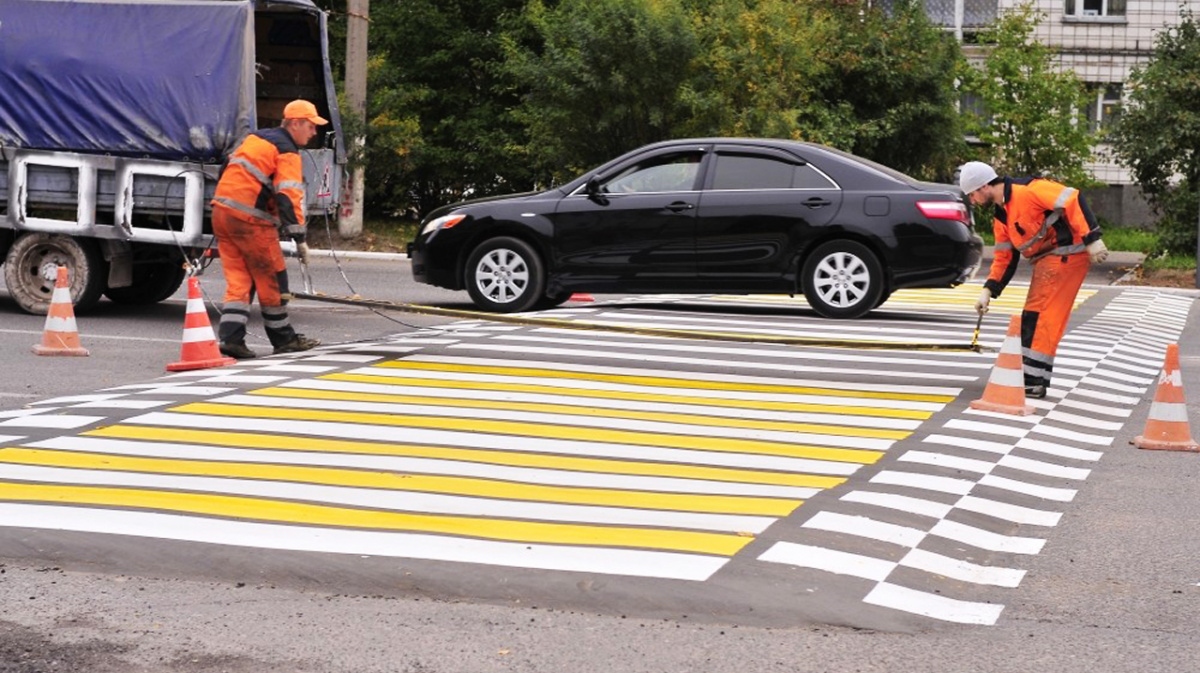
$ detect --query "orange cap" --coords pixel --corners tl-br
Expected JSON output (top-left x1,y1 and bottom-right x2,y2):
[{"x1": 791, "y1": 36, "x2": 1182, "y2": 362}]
[{"x1": 283, "y1": 99, "x2": 329, "y2": 126}]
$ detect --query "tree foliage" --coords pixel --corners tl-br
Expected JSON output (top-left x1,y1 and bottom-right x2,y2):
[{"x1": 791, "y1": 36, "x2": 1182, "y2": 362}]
[
  {"x1": 956, "y1": 3, "x2": 1095, "y2": 186},
  {"x1": 1109, "y1": 9, "x2": 1200, "y2": 254}
]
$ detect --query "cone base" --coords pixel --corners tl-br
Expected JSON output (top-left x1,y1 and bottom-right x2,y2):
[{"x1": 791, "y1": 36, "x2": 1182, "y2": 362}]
[
  {"x1": 1133, "y1": 435, "x2": 1200, "y2": 452},
  {"x1": 166, "y1": 355, "x2": 237, "y2": 372},
  {"x1": 32, "y1": 344, "x2": 89, "y2": 357},
  {"x1": 969, "y1": 398, "x2": 1034, "y2": 416},
  {"x1": 568, "y1": 293, "x2": 595, "y2": 302}
]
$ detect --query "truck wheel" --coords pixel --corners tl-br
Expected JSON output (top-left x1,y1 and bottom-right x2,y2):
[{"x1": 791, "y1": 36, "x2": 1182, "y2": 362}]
[
  {"x1": 104, "y1": 262, "x2": 187, "y2": 305},
  {"x1": 3, "y1": 233, "x2": 108, "y2": 315},
  {"x1": 801, "y1": 240, "x2": 883, "y2": 319},
  {"x1": 464, "y1": 236, "x2": 545, "y2": 313}
]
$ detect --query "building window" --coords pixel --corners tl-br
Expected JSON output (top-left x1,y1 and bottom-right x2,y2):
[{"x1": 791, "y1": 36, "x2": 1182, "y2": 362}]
[
  {"x1": 1085, "y1": 84, "x2": 1123, "y2": 132},
  {"x1": 1064, "y1": 0, "x2": 1125, "y2": 18}
]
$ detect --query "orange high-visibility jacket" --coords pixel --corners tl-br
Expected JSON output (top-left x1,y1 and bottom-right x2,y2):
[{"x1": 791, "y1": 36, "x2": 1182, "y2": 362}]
[
  {"x1": 211, "y1": 127, "x2": 307, "y2": 241},
  {"x1": 984, "y1": 177, "x2": 1102, "y2": 298}
]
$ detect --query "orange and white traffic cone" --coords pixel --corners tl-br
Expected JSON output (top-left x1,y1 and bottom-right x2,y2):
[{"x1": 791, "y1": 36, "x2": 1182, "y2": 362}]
[
  {"x1": 969, "y1": 314, "x2": 1034, "y2": 416},
  {"x1": 166, "y1": 277, "x2": 236, "y2": 372},
  {"x1": 32, "y1": 266, "x2": 88, "y2": 357},
  {"x1": 1133, "y1": 344, "x2": 1199, "y2": 452},
  {"x1": 568, "y1": 293, "x2": 595, "y2": 302}
]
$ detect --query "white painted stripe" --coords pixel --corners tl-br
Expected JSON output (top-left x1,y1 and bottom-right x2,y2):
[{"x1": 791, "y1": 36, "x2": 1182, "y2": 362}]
[
  {"x1": 299, "y1": 354, "x2": 386, "y2": 363},
  {"x1": 802, "y1": 511, "x2": 924, "y2": 547},
  {"x1": 349, "y1": 346, "x2": 426, "y2": 354},
  {"x1": 0, "y1": 464, "x2": 775, "y2": 534},
  {"x1": 124, "y1": 412, "x2": 861, "y2": 476},
  {"x1": 43, "y1": 315, "x2": 78, "y2": 332},
  {"x1": 30, "y1": 436, "x2": 815, "y2": 500},
  {"x1": 165, "y1": 370, "x2": 246, "y2": 379},
  {"x1": 979, "y1": 475, "x2": 1076, "y2": 502},
  {"x1": 758, "y1": 542, "x2": 895, "y2": 581},
  {"x1": 1014, "y1": 437, "x2": 1103, "y2": 462},
  {"x1": 965, "y1": 407, "x2": 1041, "y2": 424},
  {"x1": 1055, "y1": 398, "x2": 1132, "y2": 418},
  {"x1": 1029, "y1": 424, "x2": 1113, "y2": 447},
  {"x1": 899, "y1": 451, "x2": 994, "y2": 474},
  {"x1": 0, "y1": 435, "x2": 25, "y2": 445},
  {"x1": 346, "y1": 366, "x2": 945, "y2": 412},
  {"x1": 134, "y1": 386, "x2": 238, "y2": 396},
  {"x1": 1102, "y1": 358, "x2": 1161, "y2": 376},
  {"x1": 255, "y1": 364, "x2": 339, "y2": 373},
  {"x1": 0, "y1": 408, "x2": 54, "y2": 419},
  {"x1": 1068, "y1": 387, "x2": 1140, "y2": 406},
  {"x1": 870, "y1": 470, "x2": 975, "y2": 495},
  {"x1": 942, "y1": 420, "x2": 1029, "y2": 438},
  {"x1": 0, "y1": 503, "x2": 725, "y2": 580},
  {"x1": 195, "y1": 375, "x2": 290, "y2": 384},
  {"x1": 281, "y1": 379, "x2": 922, "y2": 431},
  {"x1": 213, "y1": 393, "x2": 896, "y2": 451},
  {"x1": 412, "y1": 355, "x2": 964, "y2": 396},
  {"x1": 580, "y1": 310, "x2": 976, "y2": 341},
  {"x1": 181, "y1": 327, "x2": 217, "y2": 343},
  {"x1": 1084, "y1": 372, "x2": 1150, "y2": 392},
  {"x1": 1147, "y1": 401, "x2": 1190, "y2": 423},
  {"x1": 900, "y1": 548, "x2": 1025, "y2": 587},
  {"x1": 864, "y1": 582, "x2": 1003, "y2": 625},
  {"x1": 71, "y1": 399, "x2": 171, "y2": 410},
  {"x1": 956, "y1": 495, "x2": 1062, "y2": 526},
  {"x1": 998, "y1": 455, "x2": 1091, "y2": 480},
  {"x1": 840, "y1": 491, "x2": 953, "y2": 519},
  {"x1": 930, "y1": 519, "x2": 1044, "y2": 554},
  {"x1": 922, "y1": 434, "x2": 1014, "y2": 456},
  {"x1": 30, "y1": 394, "x2": 122, "y2": 405},
  {"x1": 0, "y1": 415, "x2": 103, "y2": 429}
]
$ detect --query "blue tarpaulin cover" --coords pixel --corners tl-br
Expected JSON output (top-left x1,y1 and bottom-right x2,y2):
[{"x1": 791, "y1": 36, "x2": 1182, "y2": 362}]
[{"x1": 0, "y1": 0, "x2": 263, "y2": 161}]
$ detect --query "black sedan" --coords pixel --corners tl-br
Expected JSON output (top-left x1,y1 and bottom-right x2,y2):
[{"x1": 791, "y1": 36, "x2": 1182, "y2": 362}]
[{"x1": 408, "y1": 138, "x2": 982, "y2": 319}]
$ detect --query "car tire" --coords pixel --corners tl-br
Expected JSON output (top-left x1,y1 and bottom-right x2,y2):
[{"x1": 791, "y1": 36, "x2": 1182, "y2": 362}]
[
  {"x1": 3, "y1": 233, "x2": 108, "y2": 315},
  {"x1": 104, "y1": 261, "x2": 187, "y2": 305},
  {"x1": 464, "y1": 236, "x2": 545, "y2": 313},
  {"x1": 801, "y1": 240, "x2": 884, "y2": 319},
  {"x1": 534, "y1": 290, "x2": 573, "y2": 311}
]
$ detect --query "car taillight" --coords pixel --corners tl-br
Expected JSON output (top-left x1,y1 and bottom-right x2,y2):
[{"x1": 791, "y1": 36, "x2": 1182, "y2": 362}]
[{"x1": 916, "y1": 200, "x2": 969, "y2": 222}]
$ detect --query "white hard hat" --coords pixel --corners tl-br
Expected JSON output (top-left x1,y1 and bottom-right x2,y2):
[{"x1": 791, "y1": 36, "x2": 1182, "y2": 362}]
[{"x1": 958, "y1": 161, "x2": 998, "y2": 194}]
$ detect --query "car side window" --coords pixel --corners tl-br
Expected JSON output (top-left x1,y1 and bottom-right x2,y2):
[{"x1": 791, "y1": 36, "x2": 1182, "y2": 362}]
[
  {"x1": 710, "y1": 154, "x2": 836, "y2": 190},
  {"x1": 603, "y1": 152, "x2": 703, "y2": 194}
]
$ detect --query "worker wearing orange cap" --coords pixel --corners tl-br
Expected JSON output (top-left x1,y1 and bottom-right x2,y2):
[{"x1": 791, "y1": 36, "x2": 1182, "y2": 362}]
[
  {"x1": 960, "y1": 161, "x2": 1108, "y2": 399},
  {"x1": 211, "y1": 99, "x2": 327, "y2": 359}
]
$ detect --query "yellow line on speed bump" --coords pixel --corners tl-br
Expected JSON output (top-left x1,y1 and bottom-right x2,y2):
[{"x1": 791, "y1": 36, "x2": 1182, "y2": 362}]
[
  {"x1": 0, "y1": 448, "x2": 802, "y2": 516},
  {"x1": 373, "y1": 360, "x2": 955, "y2": 403},
  {"x1": 0, "y1": 481, "x2": 753, "y2": 556},
  {"x1": 166, "y1": 402, "x2": 885, "y2": 464},
  {"x1": 323, "y1": 372, "x2": 934, "y2": 420},
  {"x1": 246, "y1": 387, "x2": 912, "y2": 441},
  {"x1": 84, "y1": 426, "x2": 846, "y2": 490}
]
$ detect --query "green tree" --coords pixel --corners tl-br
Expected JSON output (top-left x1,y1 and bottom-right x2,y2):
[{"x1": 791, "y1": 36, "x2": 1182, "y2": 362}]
[
  {"x1": 1109, "y1": 9, "x2": 1200, "y2": 254},
  {"x1": 502, "y1": 0, "x2": 699, "y2": 184},
  {"x1": 957, "y1": 2, "x2": 1095, "y2": 186}
]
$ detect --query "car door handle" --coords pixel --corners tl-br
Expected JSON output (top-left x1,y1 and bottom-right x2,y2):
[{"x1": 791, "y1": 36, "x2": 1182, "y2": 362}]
[
  {"x1": 665, "y1": 201, "x2": 695, "y2": 212},
  {"x1": 803, "y1": 197, "x2": 832, "y2": 208}
]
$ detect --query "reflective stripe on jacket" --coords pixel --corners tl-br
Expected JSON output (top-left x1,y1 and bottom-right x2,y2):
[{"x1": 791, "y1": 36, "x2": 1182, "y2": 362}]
[
  {"x1": 211, "y1": 127, "x2": 307, "y2": 239},
  {"x1": 984, "y1": 177, "x2": 1102, "y2": 297}
]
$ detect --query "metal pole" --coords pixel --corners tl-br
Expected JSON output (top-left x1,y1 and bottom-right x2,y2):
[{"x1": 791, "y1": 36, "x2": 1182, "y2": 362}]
[{"x1": 339, "y1": 0, "x2": 369, "y2": 239}]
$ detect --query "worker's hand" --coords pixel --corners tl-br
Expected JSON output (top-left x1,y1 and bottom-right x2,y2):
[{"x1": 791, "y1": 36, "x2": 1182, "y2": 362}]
[
  {"x1": 975, "y1": 288, "x2": 991, "y2": 316},
  {"x1": 1087, "y1": 239, "x2": 1109, "y2": 264},
  {"x1": 296, "y1": 241, "x2": 310, "y2": 265}
]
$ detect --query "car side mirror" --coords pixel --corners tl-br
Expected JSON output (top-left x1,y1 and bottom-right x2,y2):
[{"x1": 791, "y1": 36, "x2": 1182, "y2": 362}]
[{"x1": 585, "y1": 178, "x2": 603, "y2": 200}]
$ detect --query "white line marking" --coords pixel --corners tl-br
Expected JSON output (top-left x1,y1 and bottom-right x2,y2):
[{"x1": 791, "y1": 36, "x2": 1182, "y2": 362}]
[
  {"x1": 1029, "y1": 424, "x2": 1114, "y2": 447},
  {"x1": 998, "y1": 455, "x2": 1091, "y2": 480},
  {"x1": 943, "y1": 420, "x2": 1030, "y2": 438},
  {"x1": 870, "y1": 470, "x2": 976, "y2": 495},
  {"x1": 956, "y1": 495, "x2": 1062, "y2": 526},
  {"x1": 759, "y1": 542, "x2": 896, "y2": 581},
  {"x1": 979, "y1": 475, "x2": 1076, "y2": 502},
  {"x1": 899, "y1": 451, "x2": 994, "y2": 474},
  {"x1": 900, "y1": 548, "x2": 1025, "y2": 587},
  {"x1": 864, "y1": 583, "x2": 1004, "y2": 625},
  {"x1": 840, "y1": 491, "x2": 953, "y2": 519},
  {"x1": 0, "y1": 415, "x2": 104, "y2": 429},
  {"x1": 930, "y1": 520, "x2": 1045, "y2": 554},
  {"x1": 922, "y1": 434, "x2": 1014, "y2": 456},
  {"x1": 802, "y1": 512, "x2": 924, "y2": 547}
]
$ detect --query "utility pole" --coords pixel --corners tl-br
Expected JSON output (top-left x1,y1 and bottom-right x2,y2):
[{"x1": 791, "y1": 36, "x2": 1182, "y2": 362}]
[{"x1": 340, "y1": 0, "x2": 369, "y2": 239}]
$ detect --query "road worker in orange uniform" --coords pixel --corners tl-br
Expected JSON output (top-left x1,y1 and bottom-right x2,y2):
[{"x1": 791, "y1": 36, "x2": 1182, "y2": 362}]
[
  {"x1": 960, "y1": 161, "x2": 1109, "y2": 399},
  {"x1": 211, "y1": 99, "x2": 326, "y2": 359}
]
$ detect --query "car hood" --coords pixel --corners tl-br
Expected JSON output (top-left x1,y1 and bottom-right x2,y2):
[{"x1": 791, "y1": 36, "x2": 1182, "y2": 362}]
[{"x1": 423, "y1": 190, "x2": 549, "y2": 222}]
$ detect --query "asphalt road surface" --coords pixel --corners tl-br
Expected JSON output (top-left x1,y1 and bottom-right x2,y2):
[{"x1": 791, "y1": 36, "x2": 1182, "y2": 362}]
[{"x1": 2, "y1": 250, "x2": 1199, "y2": 673}]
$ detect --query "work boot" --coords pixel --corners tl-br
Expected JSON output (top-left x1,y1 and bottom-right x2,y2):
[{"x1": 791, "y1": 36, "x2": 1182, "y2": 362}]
[
  {"x1": 274, "y1": 334, "x2": 321, "y2": 355},
  {"x1": 1024, "y1": 384, "x2": 1047, "y2": 400},
  {"x1": 219, "y1": 341, "x2": 257, "y2": 360}
]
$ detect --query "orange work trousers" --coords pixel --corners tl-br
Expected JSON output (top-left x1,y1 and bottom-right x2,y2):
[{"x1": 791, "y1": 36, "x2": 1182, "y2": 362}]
[
  {"x1": 1021, "y1": 252, "x2": 1090, "y2": 388},
  {"x1": 212, "y1": 207, "x2": 296, "y2": 348}
]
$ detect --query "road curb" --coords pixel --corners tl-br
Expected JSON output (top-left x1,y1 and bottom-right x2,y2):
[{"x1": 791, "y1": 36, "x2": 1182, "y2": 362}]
[{"x1": 309, "y1": 248, "x2": 410, "y2": 261}]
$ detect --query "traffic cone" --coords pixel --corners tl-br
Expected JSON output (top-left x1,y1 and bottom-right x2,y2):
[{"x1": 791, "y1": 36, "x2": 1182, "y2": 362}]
[
  {"x1": 166, "y1": 277, "x2": 236, "y2": 372},
  {"x1": 32, "y1": 266, "x2": 88, "y2": 356},
  {"x1": 1133, "y1": 344, "x2": 1199, "y2": 452},
  {"x1": 969, "y1": 314, "x2": 1034, "y2": 416},
  {"x1": 568, "y1": 293, "x2": 595, "y2": 302}
]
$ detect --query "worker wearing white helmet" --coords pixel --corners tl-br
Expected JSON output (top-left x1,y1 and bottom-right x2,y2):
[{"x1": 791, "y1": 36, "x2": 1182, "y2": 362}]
[{"x1": 960, "y1": 161, "x2": 1108, "y2": 399}]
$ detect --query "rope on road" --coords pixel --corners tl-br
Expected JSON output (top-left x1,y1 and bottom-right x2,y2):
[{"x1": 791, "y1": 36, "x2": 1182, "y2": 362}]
[{"x1": 293, "y1": 291, "x2": 985, "y2": 352}]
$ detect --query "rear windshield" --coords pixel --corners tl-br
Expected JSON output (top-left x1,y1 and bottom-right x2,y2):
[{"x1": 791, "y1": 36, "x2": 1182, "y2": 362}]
[{"x1": 807, "y1": 144, "x2": 917, "y2": 185}]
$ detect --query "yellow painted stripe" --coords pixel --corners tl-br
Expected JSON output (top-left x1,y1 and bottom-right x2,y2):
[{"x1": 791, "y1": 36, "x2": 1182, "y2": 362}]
[
  {"x1": 0, "y1": 448, "x2": 801, "y2": 516},
  {"x1": 324, "y1": 372, "x2": 933, "y2": 421},
  {"x1": 0, "y1": 482, "x2": 752, "y2": 555},
  {"x1": 248, "y1": 387, "x2": 911, "y2": 441},
  {"x1": 374, "y1": 361, "x2": 954, "y2": 403},
  {"x1": 167, "y1": 402, "x2": 884, "y2": 464},
  {"x1": 85, "y1": 426, "x2": 846, "y2": 489}
]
